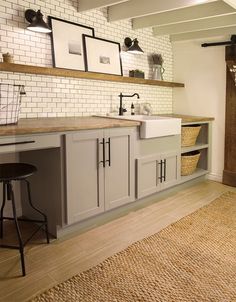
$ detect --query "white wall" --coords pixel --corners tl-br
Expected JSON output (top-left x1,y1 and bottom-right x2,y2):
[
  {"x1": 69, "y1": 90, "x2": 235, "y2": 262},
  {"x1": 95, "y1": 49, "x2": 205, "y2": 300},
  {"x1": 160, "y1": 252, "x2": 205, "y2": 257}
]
[
  {"x1": 0, "y1": 0, "x2": 174, "y2": 117},
  {"x1": 173, "y1": 40, "x2": 226, "y2": 182}
]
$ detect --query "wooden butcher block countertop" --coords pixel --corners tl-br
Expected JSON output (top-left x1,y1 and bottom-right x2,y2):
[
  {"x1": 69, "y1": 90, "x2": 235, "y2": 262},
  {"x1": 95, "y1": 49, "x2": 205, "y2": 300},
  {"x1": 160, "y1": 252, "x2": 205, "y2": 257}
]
[
  {"x1": 0, "y1": 115, "x2": 214, "y2": 136},
  {"x1": 159, "y1": 114, "x2": 214, "y2": 123},
  {"x1": 0, "y1": 117, "x2": 140, "y2": 136}
]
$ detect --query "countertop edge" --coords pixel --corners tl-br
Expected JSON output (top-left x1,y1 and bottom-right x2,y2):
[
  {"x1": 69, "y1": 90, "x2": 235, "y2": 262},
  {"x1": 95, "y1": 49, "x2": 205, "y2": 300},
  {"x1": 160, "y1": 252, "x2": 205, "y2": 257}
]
[{"x1": 0, "y1": 117, "x2": 140, "y2": 136}]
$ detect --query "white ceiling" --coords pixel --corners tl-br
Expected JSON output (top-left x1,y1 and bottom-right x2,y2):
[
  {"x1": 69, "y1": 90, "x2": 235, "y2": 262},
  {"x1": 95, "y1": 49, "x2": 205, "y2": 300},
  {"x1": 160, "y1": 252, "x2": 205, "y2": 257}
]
[{"x1": 78, "y1": 0, "x2": 236, "y2": 42}]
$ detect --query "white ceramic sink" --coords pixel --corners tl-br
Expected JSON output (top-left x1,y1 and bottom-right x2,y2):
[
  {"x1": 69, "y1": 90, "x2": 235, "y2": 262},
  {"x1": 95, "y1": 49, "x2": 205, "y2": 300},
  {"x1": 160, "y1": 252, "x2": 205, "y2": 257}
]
[{"x1": 114, "y1": 115, "x2": 181, "y2": 138}]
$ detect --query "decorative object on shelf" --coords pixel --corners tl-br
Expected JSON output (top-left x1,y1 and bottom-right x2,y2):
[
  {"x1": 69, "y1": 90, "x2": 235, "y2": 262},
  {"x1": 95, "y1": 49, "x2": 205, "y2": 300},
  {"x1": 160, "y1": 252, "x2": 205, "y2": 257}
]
[
  {"x1": 129, "y1": 69, "x2": 144, "y2": 78},
  {"x1": 48, "y1": 17, "x2": 95, "y2": 71},
  {"x1": 124, "y1": 37, "x2": 144, "y2": 54},
  {"x1": 181, "y1": 125, "x2": 201, "y2": 147},
  {"x1": 181, "y1": 151, "x2": 201, "y2": 176},
  {"x1": 25, "y1": 9, "x2": 51, "y2": 33},
  {"x1": 0, "y1": 83, "x2": 26, "y2": 125},
  {"x1": 150, "y1": 53, "x2": 165, "y2": 80},
  {"x1": 2, "y1": 53, "x2": 14, "y2": 63},
  {"x1": 83, "y1": 35, "x2": 123, "y2": 76}
]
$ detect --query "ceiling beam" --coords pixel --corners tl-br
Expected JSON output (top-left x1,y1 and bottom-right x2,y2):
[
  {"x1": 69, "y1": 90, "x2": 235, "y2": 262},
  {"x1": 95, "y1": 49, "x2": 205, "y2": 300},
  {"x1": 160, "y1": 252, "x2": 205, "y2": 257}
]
[
  {"x1": 223, "y1": 0, "x2": 236, "y2": 9},
  {"x1": 108, "y1": 0, "x2": 214, "y2": 22},
  {"x1": 170, "y1": 26, "x2": 236, "y2": 41},
  {"x1": 133, "y1": 1, "x2": 234, "y2": 29},
  {"x1": 153, "y1": 13, "x2": 236, "y2": 36},
  {"x1": 78, "y1": 0, "x2": 129, "y2": 12}
]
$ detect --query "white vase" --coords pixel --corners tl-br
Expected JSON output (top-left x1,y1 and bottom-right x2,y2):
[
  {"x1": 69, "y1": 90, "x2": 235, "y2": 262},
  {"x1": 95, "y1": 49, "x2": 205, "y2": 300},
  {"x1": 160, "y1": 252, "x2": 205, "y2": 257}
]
[{"x1": 152, "y1": 64, "x2": 165, "y2": 80}]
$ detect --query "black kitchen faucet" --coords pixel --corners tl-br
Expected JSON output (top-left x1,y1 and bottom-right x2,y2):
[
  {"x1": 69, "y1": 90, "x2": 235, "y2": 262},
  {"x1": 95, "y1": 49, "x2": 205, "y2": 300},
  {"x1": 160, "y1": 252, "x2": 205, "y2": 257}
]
[{"x1": 118, "y1": 93, "x2": 140, "y2": 115}]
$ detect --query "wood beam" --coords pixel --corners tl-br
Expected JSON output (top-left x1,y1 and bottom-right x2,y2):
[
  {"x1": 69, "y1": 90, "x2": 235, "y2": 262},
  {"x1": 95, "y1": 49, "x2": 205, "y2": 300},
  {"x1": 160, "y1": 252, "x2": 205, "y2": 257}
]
[
  {"x1": 133, "y1": 1, "x2": 234, "y2": 29},
  {"x1": 153, "y1": 14, "x2": 236, "y2": 36},
  {"x1": 223, "y1": 0, "x2": 236, "y2": 9},
  {"x1": 78, "y1": 0, "x2": 128, "y2": 12},
  {"x1": 109, "y1": 0, "x2": 213, "y2": 22},
  {"x1": 170, "y1": 26, "x2": 236, "y2": 41}
]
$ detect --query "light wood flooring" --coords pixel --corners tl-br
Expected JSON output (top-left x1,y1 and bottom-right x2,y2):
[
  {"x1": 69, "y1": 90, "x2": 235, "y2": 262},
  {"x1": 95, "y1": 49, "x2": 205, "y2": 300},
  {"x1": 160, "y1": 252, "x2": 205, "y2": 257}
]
[{"x1": 0, "y1": 180, "x2": 235, "y2": 302}]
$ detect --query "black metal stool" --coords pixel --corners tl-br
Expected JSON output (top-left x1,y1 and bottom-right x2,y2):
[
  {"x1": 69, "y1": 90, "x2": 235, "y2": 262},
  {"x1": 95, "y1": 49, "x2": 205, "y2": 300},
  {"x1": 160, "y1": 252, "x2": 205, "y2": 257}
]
[{"x1": 0, "y1": 163, "x2": 49, "y2": 276}]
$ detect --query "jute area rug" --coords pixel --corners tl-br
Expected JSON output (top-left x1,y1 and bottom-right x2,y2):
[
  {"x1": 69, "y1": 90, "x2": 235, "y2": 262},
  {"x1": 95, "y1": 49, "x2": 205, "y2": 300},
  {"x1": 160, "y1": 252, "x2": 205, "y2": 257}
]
[{"x1": 31, "y1": 192, "x2": 236, "y2": 302}]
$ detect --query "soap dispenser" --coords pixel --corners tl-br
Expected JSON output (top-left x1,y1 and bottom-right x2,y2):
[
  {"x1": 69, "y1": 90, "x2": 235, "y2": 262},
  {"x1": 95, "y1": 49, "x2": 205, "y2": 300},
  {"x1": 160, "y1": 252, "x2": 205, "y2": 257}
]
[{"x1": 131, "y1": 103, "x2": 135, "y2": 115}]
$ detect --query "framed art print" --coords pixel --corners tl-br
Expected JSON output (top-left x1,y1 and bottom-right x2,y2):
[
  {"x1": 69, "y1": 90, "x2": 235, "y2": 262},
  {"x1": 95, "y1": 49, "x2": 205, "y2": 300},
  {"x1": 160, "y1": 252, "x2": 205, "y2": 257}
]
[
  {"x1": 48, "y1": 17, "x2": 95, "y2": 71},
  {"x1": 83, "y1": 35, "x2": 123, "y2": 76}
]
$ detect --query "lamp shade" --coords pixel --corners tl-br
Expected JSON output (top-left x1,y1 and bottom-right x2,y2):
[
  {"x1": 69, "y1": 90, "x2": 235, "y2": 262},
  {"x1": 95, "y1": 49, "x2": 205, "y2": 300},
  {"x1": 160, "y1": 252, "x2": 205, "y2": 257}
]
[
  {"x1": 124, "y1": 37, "x2": 144, "y2": 54},
  {"x1": 25, "y1": 9, "x2": 51, "y2": 33}
]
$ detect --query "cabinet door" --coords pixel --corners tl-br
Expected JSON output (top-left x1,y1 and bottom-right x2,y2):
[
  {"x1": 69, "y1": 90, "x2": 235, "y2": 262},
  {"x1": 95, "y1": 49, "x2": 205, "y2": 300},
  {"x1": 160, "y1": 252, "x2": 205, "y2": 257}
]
[
  {"x1": 104, "y1": 128, "x2": 135, "y2": 210},
  {"x1": 136, "y1": 154, "x2": 161, "y2": 199},
  {"x1": 161, "y1": 151, "x2": 180, "y2": 190},
  {"x1": 65, "y1": 130, "x2": 105, "y2": 224}
]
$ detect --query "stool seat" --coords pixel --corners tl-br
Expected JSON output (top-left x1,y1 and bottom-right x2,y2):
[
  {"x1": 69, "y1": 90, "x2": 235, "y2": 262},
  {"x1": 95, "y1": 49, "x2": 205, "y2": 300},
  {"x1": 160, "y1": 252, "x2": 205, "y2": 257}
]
[{"x1": 0, "y1": 163, "x2": 37, "y2": 182}]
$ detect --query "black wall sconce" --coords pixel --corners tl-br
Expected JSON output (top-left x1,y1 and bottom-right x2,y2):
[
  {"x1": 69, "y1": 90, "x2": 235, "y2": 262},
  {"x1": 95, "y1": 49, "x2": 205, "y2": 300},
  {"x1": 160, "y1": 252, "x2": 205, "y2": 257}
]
[
  {"x1": 25, "y1": 9, "x2": 52, "y2": 33},
  {"x1": 124, "y1": 37, "x2": 144, "y2": 54}
]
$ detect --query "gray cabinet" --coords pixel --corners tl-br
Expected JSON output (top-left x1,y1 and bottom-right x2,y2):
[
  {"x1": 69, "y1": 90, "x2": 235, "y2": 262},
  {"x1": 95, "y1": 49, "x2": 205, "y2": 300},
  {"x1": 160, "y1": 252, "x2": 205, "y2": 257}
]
[
  {"x1": 136, "y1": 151, "x2": 180, "y2": 199},
  {"x1": 161, "y1": 152, "x2": 180, "y2": 190},
  {"x1": 65, "y1": 128, "x2": 135, "y2": 224},
  {"x1": 104, "y1": 128, "x2": 135, "y2": 210}
]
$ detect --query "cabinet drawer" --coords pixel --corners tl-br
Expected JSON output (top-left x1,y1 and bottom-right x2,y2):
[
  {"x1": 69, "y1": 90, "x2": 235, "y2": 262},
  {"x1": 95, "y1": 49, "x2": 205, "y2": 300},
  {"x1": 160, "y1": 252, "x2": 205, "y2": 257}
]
[{"x1": 0, "y1": 134, "x2": 61, "y2": 154}]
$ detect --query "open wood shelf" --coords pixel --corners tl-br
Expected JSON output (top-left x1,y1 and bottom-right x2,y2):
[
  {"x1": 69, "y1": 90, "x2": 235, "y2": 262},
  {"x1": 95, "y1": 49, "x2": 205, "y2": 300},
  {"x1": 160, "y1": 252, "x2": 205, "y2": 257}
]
[
  {"x1": 0, "y1": 63, "x2": 185, "y2": 88},
  {"x1": 181, "y1": 143, "x2": 209, "y2": 154},
  {"x1": 179, "y1": 168, "x2": 209, "y2": 184}
]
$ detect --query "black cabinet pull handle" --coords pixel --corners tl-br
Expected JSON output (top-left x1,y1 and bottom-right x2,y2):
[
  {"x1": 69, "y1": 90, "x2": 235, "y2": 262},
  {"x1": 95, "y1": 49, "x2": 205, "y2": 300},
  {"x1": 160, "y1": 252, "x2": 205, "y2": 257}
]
[
  {"x1": 163, "y1": 159, "x2": 166, "y2": 182},
  {"x1": 0, "y1": 140, "x2": 35, "y2": 147},
  {"x1": 106, "y1": 138, "x2": 111, "y2": 166},
  {"x1": 158, "y1": 160, "x2": 163, "y2": 183},
  {"x1": 99, "y1": 138, "x2": 105, "y2": 168}
]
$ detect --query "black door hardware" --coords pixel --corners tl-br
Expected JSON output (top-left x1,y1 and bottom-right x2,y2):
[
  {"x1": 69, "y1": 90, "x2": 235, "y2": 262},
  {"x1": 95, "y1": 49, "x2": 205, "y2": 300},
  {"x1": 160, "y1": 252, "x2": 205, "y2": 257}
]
[
  {"x1": 99, "y1": 138, "x2": 106, "y2": 168},
  {"x1": 106, "y1": 138, "x2": 111, "y2": 166}
]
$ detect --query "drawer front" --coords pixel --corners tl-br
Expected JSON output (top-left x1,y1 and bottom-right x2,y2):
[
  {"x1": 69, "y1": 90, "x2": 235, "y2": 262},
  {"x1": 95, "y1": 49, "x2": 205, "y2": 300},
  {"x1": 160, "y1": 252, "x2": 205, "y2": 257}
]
[{"x1": 0, "y1": 134, "x2": 61, "y2": 153}]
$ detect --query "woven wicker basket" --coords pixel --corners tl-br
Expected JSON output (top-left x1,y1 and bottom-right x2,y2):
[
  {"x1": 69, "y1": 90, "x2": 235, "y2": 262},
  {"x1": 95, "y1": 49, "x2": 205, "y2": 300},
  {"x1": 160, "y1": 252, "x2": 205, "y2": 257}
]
[
  {"x1": 181, "y1": 151, "x2": 201, "y2": 176},
  {"x1": 181, "y1": 125, "x2": 201, "y2": 147}
]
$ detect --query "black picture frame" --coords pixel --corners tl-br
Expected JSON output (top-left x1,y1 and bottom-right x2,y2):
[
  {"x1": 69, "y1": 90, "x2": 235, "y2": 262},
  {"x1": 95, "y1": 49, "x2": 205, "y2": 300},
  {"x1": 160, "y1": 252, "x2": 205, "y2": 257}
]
[
  {"x1": 83, "y1": 35, "x2": 123, "y2": 76},
  {"x1": 48, "y1": 16, "x2": 95, "y2": 71}
]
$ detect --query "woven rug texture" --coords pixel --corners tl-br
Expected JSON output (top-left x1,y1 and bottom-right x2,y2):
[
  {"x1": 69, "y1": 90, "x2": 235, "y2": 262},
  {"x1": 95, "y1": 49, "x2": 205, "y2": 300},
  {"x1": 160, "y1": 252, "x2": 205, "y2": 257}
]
[{"x1": 31, "y1": 191, "x2": 236, "y2": 302}]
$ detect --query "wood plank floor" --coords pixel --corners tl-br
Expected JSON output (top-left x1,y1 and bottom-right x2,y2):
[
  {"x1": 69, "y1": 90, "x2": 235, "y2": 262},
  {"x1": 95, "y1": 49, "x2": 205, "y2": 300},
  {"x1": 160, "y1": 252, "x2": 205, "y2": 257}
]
[{"x1": 0, "y1": 180, "x2": 235, "y2": 302}]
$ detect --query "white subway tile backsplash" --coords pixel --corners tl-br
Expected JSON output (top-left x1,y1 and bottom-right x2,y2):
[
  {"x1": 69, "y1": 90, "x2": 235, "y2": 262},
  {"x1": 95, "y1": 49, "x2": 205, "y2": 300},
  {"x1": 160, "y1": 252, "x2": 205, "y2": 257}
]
[{"x1": 0, "y1": 0, "x2": 173, "y2": 117}]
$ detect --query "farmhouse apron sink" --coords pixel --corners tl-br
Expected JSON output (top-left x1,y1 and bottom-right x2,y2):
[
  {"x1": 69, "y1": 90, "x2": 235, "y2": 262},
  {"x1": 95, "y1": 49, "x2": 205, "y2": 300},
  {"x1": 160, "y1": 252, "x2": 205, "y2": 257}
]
[{"x1": 113, "y1": 115, "x2": 181, "y2": 138}]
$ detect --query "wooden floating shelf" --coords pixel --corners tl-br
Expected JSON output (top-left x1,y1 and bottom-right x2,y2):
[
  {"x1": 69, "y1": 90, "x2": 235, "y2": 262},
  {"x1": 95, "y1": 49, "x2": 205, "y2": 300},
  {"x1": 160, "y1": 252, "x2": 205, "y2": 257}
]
[{"x1": 0, "y1": 63, "x2": 184, "y2": 88}]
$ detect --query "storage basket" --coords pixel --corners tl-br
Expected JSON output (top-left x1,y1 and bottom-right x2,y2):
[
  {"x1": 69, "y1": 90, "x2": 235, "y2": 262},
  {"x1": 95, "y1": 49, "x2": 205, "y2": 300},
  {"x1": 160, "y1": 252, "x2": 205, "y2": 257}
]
[
  {"x1": 181, "y1": 151, "x2": 200, "y2": 176},
  {"x1": 0, "y1": 83, "x2": 25, "y2": 125},
  {"x1": 181, "y1": 125, "x2": 201, "y2": 147}
]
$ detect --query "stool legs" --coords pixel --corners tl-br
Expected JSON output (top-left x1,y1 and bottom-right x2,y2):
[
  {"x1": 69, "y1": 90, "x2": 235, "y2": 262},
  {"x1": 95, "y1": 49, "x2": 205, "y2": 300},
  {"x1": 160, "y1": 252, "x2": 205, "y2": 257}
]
[
  {"x1": 25, "y1": 180, "x2": 50, "y2": 244},
  {"x1": 8, "y1": 182, "x2": 26, "y2": 276},
  {"x1": 0, "y1": 180, "x2": 49, "y2": 276},
  {"x1": 0, "y1": 182, "x2": 6, "y2": 238}
]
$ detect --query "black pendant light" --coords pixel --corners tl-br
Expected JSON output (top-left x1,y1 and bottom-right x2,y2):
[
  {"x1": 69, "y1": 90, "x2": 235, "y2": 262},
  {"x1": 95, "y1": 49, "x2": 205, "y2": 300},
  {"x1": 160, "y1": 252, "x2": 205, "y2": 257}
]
[
  {"x1": 124, "y1": 37, "x2": 144, "y2": 54},
  {"x1": 25, "y1": 9, "x2": 52, "y2": 33}
]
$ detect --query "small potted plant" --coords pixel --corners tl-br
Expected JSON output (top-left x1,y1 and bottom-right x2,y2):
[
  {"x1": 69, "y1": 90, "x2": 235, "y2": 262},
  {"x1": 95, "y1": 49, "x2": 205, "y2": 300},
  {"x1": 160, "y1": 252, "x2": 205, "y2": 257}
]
[
  {"x1": 150, "y1": 53, "x2": 165, "y2": 80},
  {"x1": 129, "y1": 69, "x2": 145, "y2": 79}
]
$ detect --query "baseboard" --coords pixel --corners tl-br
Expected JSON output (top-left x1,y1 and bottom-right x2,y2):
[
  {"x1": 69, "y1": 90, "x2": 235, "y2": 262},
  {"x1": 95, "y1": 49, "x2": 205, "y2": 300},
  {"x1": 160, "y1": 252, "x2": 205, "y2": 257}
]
[{"x1": 207, "y1": 173, "x2": 222, "y2": 183}]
